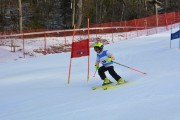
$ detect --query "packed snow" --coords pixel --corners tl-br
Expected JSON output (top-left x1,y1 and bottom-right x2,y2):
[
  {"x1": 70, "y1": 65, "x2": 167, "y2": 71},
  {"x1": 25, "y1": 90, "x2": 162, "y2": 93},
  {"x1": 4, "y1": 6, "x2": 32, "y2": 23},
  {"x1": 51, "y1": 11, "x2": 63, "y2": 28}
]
[{"x1": 0, "y1": 27, "x2": 180, "y2": 120}]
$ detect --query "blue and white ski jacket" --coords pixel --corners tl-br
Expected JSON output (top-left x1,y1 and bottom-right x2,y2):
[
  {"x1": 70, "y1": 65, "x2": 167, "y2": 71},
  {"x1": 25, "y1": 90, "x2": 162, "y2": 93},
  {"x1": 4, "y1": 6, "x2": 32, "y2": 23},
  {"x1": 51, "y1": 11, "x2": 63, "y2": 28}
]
[{"x1": 96, "y1": 50, "x2": 114, "y2": 67}]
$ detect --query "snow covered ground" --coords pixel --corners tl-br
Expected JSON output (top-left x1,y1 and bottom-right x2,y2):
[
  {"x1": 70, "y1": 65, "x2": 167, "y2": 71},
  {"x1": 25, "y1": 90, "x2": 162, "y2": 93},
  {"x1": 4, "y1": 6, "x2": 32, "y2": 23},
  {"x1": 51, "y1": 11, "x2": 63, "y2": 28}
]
[{"x1": 0, "y1": 28, "x2": 180, "y2": 120}]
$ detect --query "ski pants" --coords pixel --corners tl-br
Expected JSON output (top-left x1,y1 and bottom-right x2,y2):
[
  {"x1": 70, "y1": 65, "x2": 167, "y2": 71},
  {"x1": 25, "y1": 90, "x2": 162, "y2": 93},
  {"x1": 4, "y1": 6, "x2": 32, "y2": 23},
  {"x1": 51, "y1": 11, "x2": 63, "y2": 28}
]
[{"x1": 98, "y1": 66, "x2": 121, "y2": 81}]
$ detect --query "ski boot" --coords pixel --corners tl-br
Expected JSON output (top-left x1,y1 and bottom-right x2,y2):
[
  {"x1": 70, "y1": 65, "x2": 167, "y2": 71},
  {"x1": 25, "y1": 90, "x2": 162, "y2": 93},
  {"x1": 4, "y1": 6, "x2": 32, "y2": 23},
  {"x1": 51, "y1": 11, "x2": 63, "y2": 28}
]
[
  {"x1": 102, "y1": 78, "x2": 113, "y2": 86},
  {"x1": 117, "y1": 78, "x2": 125, "y2": 85}
]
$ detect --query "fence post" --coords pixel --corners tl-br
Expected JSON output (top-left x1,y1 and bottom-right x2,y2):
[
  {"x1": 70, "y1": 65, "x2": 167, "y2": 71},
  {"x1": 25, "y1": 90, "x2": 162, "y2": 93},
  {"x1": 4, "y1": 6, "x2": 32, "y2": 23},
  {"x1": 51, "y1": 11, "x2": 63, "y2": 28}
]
[
  {"x1": 111, "y1": 22, "x2": 114, "y2": 43},
  {"x1": 22, "y1": 32, "x2": 25, "y2": 58},
  {"x1": 174, "y1": 12, "x2": 176, "y2": 28},
  {"x1": 144, "y1": 19, "x2": 148, "y2": 36},
  {"x1": 135, "y1": 19, "x2": 138, "y2": 37},
  {"x1": 64, "y1": 29, "x2": 67, "y2": 52},
  {"x1": 44, "y1": 32, "x2": 47, "y2": 55},
  {"x1": 125, "y1": 21, "x2": 127, "y2": 40},
  {"x1": 164, "y1": 13, "x2": 168, "y2": 31}
]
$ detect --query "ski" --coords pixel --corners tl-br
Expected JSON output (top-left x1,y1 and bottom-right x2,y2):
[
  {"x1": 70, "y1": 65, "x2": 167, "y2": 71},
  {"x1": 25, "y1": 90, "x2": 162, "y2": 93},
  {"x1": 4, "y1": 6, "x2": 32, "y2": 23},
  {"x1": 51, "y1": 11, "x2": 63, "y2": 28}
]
[
  {"x1": 104, "y1": 81, "x2": 138, "y2": 90},
  {"x1": 103, "y1": 82, "x2": 127, "y2": 90},
  {"x1": 92, "y1": 81, "x2": 135, "y2": 90},
  {"x1": 92, "y1": 83, "x2": 115, "y2": 90}
]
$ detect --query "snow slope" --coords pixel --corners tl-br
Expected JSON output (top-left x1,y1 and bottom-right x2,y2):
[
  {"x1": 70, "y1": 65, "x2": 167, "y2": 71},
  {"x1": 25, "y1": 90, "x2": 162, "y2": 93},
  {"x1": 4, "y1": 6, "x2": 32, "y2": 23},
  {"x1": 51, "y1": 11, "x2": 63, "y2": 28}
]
[{"x1": 0, "y1": 30, "x2": 180, "y2": 120}]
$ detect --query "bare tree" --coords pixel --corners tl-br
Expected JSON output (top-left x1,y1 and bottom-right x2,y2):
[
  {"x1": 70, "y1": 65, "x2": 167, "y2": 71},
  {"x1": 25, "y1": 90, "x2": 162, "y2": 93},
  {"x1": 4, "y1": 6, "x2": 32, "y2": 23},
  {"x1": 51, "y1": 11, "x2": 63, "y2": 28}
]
[
  {"x1": 18, "y1": 0, "x2": 23, "y2": 33},
  {"x1": 121, "y1": 0, "x2": 126, "y2": 22},
  {"x1": 76, "y1": 0, "x2": 82, "y2": 28},
  {"x1": 71, "y1": 0, "x2": 76, "y2": 27}
]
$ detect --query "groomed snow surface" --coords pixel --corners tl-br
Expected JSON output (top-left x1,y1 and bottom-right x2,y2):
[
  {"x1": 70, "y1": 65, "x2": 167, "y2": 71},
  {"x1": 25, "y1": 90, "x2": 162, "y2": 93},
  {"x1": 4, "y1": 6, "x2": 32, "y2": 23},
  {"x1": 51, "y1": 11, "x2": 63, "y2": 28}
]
[{"x1": 0, "y1": 29, "x2": 180, "y2": 120}]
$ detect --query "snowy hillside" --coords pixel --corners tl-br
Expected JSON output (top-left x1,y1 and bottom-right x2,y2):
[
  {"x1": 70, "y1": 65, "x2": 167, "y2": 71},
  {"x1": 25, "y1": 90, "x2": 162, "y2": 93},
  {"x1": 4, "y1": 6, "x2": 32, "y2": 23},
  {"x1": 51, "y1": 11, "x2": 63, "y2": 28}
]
[{"x1": 0, "y1": 29, "x2": 180, "y2": 120}]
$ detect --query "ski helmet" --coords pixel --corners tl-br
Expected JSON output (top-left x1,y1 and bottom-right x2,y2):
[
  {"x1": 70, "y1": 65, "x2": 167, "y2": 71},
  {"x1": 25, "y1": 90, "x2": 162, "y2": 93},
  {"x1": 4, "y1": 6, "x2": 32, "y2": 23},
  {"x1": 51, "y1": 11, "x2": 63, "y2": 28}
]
[{"x1": 93, "y1": 42, "x2": 103, "y2": 53}]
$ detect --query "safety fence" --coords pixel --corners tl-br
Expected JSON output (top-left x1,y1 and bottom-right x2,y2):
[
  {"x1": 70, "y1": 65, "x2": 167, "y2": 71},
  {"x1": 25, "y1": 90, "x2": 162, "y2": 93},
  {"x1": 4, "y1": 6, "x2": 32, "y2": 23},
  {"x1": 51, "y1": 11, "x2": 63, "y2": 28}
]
[{"x1": 0, "y1": 11, "x2": 180, "y2": 58}]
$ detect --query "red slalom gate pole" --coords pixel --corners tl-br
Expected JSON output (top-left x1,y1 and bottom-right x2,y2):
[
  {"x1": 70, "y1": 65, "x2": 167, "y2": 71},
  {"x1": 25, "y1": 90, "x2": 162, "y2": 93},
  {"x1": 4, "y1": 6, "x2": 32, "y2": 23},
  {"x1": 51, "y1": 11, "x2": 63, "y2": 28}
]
[{"x1": 113, "y1": 61, "x2": 147, "y2": 75}]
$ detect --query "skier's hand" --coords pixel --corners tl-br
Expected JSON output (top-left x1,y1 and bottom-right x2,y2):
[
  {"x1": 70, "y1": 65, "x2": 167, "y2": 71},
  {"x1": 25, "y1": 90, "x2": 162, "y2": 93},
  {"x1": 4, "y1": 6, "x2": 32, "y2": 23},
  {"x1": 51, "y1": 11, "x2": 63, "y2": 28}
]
[
  {"x1": 95, "y1": 65, "x2": 99, "y2": 70},
  {"x1": 106, "y1": 58, "x2": 112, "y2": 62}
]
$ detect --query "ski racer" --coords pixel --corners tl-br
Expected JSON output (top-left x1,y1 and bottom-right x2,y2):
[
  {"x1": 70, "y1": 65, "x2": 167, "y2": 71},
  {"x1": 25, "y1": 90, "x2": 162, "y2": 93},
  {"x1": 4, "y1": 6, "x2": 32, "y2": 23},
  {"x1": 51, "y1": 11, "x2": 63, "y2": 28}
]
[{"x1": 93, "y1": 41, "x2": 125, "y2": 86}]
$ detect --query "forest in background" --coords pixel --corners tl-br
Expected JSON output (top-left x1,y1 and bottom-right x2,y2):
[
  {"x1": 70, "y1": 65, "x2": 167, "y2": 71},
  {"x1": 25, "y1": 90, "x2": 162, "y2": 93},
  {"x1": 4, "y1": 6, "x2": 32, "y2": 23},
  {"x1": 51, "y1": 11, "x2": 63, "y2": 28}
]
[{"x1": 0, "y1": 0, "x2": 179, "y2": 32}]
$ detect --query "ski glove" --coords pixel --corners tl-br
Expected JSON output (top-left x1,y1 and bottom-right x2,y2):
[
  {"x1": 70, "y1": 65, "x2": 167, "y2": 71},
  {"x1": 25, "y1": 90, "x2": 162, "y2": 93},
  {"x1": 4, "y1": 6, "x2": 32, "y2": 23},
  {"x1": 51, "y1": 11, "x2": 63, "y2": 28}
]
[
  {"x1": 95, "y1": 65, "x2": 99, "y2": 70},
  {"x1": 106, "y1": 58, "x2": 112, "y2": 62}
]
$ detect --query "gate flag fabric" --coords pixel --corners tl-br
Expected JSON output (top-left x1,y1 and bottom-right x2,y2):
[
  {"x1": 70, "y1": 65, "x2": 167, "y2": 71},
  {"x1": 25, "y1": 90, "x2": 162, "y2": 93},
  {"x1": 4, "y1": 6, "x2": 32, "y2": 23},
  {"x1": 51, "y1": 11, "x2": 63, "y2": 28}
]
[
  {"x1": 170, "y1": 24, "x2": 180, "y2": 49},
  {"x1": 71, "y1": 39, "x2": 89, "y2": 58},
  {"x1": 171, "y1": 30, "x2": 180, "y2": 40}
]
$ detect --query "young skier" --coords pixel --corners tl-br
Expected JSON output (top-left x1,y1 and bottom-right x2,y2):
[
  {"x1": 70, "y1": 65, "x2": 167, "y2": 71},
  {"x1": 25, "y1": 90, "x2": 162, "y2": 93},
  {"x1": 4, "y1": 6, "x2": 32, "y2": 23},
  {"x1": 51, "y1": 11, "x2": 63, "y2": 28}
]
[{"x1": 93, "y1": 42, "x2": 125, "y2": 86}]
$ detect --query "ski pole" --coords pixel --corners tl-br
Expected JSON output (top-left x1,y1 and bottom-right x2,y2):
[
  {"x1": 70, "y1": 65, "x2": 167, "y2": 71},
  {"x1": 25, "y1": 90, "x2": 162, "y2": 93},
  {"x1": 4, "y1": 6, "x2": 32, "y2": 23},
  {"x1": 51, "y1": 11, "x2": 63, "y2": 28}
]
[
  {"x1": 93, "y1": 70, "x2": 97, "y2": 77},
  {"x1": 113, "y1": 61, "x2": 147, "y2": 75}
]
